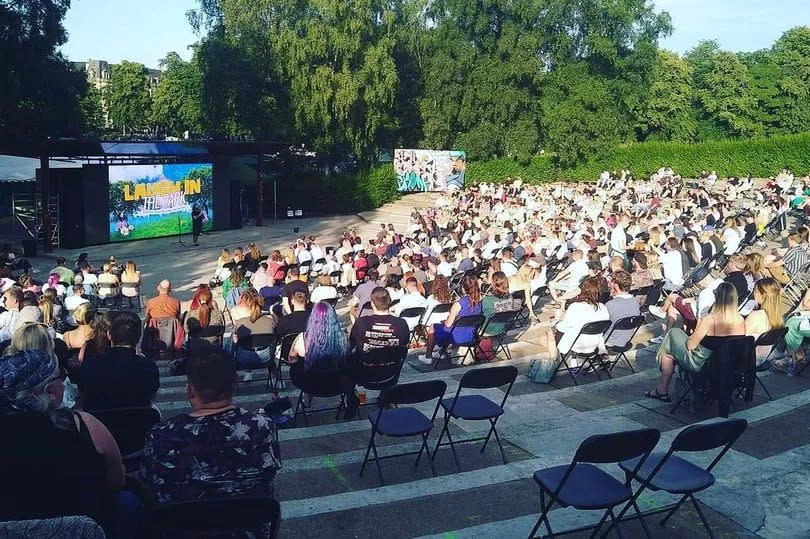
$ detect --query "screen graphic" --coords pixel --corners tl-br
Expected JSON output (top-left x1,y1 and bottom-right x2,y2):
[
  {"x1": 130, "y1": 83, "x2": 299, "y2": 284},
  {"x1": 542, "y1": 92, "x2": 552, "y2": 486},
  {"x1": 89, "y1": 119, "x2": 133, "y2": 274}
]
[{"x1": 108, "y1": 163, "x2": 213, "y2": 242}]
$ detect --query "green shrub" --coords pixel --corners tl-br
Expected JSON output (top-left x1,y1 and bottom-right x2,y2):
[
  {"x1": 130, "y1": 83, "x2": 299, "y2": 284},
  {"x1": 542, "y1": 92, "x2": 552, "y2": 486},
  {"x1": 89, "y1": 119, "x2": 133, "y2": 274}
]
[{"x1": 463, "y1": 132, "x2": 810, "y2": 184}]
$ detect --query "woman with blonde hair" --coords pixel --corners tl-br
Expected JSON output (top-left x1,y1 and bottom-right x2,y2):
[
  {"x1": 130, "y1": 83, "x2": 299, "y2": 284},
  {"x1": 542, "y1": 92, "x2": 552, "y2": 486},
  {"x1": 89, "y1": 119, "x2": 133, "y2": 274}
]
[
  {"x1": 62, "y1": 303, "x2": 95, "y2": 350},
  {"x1": 745, "y1": 278, "x2": 783, "y2": 342},
  {"x1": 215, "y1": 248, "x2": 233, "y2": 283},
  {"x1": 646, "y1": 282, "x2": 745, "y2": 402},
  {"x1": 508, "y1": 264, "x2": 540, "y2": 321},
  {"x1": 38, "y1": 297, "x2": 55, "y2": 331},
  {"x1": 3, "y1": 323, "x2": 55, "y2": 357},
  {"x1": 121, "y1": 260, "x2": 141, "y2": 306}
]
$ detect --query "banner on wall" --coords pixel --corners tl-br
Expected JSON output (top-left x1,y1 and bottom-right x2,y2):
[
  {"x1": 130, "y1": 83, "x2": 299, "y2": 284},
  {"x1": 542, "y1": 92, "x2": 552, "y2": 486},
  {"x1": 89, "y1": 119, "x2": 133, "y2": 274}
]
[
  {"x1": 108, "y1": 163, "x2": 214, "y2": 242},
  {"x1": 394, "y1": 149, "x2": 466, "y2": 192}
]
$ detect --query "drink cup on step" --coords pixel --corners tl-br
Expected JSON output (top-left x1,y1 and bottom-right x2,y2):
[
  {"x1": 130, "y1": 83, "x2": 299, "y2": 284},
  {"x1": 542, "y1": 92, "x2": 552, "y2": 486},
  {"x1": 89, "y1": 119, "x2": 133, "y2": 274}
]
[{"x1": 358, "y1": 391, "x2": 367, "y2": 405}]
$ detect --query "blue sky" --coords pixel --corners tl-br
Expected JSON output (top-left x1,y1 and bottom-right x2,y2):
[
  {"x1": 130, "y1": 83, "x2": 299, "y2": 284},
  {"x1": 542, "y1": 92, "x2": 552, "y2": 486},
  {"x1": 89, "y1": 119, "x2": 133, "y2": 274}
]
[{"x1": 60, "y1": 0, "x2": 809, "y2": 67}]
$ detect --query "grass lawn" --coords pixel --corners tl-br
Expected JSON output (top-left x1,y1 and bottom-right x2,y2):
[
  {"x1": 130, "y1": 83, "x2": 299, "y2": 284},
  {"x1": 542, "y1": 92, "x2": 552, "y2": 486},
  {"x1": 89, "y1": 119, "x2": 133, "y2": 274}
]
[{"x1": 110, "y1": 214, "x2": 213, "y2": 242}]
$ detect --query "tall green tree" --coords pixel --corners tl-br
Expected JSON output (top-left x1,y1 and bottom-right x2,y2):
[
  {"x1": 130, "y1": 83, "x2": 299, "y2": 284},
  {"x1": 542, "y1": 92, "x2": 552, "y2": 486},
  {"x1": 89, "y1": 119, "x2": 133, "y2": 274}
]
[
  {"x1": 79, "y1": 85, "x2": 105, "y2": 135},
  {"x1": 150, "y1": 52, "x2": 204, "y2": 137},
  {"x1": 639, "y1": 51, "x2": 697, "y2": 141},
  {"x1": 106, "y1": 61, "x2": 152, "y2": 134},
  {"x1": 0, "y1": 0, "x2": 88, "y2": 141},
  {"x1": 771, "y1": 26, "x2": 810, "y2": 133}
]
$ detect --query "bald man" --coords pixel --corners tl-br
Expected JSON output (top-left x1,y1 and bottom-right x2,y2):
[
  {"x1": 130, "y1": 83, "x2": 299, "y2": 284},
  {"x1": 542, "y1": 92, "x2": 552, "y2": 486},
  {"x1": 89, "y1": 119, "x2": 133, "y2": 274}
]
[{"x1": 145, "y1": 279, "x2": 181, "y2": 322}]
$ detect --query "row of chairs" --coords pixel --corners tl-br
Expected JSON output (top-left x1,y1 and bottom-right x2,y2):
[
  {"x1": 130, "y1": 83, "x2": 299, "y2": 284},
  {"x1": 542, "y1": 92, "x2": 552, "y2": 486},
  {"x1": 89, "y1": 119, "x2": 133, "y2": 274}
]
[{"x1": 529, "y1": 418, "x2": 748, "y2": 538}]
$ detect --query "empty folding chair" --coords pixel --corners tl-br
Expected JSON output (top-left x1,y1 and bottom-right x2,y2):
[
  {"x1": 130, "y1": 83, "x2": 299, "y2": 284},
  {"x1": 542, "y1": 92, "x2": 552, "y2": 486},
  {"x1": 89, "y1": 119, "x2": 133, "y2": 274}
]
[
  {"x1": 432, "y1": 365, "x2": 518, "y2": 472},
  {"x1": 602, "y1": 315, "x2": 646, "y2": 376},
  {"x1": 399, "y1": 306, "x2": 427, "y2": 345},
  {"x1": 273, "y1": 333, "x2": 299, "y2": 391},
  {"x1": 528, "y1": 427, "x2": 661, "y2": 539},
  {"x1": 510, "y1": 290, "x2": 529, "y2": 327},
  {"x1": 359, "y1": 380, "x2": 447, "y2": 485},
  {"x1": 612, "y1": 418, "x2": 749, "y2": 539},
  {"x1": 556, "y1": 319, "x2": 612, "y2": 384}
]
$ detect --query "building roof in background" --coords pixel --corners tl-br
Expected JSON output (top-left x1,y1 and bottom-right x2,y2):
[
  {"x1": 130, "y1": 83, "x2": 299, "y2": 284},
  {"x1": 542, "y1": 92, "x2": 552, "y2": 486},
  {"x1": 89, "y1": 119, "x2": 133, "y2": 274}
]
[{"x1": 0, "y1": 155, "x2": 82, "y2": 183}]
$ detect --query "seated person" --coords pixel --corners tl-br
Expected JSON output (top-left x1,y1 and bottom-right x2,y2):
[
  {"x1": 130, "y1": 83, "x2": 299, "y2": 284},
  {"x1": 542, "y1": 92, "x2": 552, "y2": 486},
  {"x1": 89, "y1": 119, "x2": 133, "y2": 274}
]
[
  {"x1": 723, "y1": 254, "x2": 750, "y2": 300},
  {"x1": 231, "y1": 289, "x2": 276, "y2": 369},
  {"x1": 646, "y1": 282, "x2": 744, "y2": 402},
  {"x1": 605, "y1": 271, "x2": 641, "y2": 349},
  {"x1": 289, "y1": 301, "x2": 349, "y2": 372},
  {"x1": 543, "y1": 278, "x2": 610, "y2": 368},
  {"x1": 281, "y1": 267, "x2": 308, "y2": 314},
  {"x1": 481, "y1": 271, "x2": 521, "y2": 336},
  {"x1": 418, "y1": 276, "x2": 483, "y2": 366},
  {"x1": 394, "y1": 277, "x2": 428, "y2": 330},
  {"x1": 95, "y1": 264, "x2": 119, "y2": 299},
  {"x1": 184, "y1": 285, "x2": 225, "y2": 344},
  {"x1": 351, "y1": 287, "x2": 410, "y2": 355},
  {"x1": 777, "y1": 287, "x2": 810, "y2": 372},
  {"x1": 310, "y1": 274, "x2": 338, "y2": 304},
  {"x1": 144, "y1": 280, "x2": 181, "y2": 322},
  {"x1": 62, "y1": 303, "x2": 95, "y2": 350},
  {"x1": 648, "y1": 267, "x2": 723, "y2": 342},
  {"x1": 276, "y1": 290, "x2": 312, "y2": 359},
  {"x1": 139, "y1": 344, "x2": 280, "y2": 536},
  {"x1": 547, "y1": 249, "x2": 588, "y2": 306},
  {"x1": 64, "y1": 284, "x2": 90, "y2": 318},
  {"x1": 0, "y1": 349, "x2": 124, "y2": 528},
  {"x1": 348, "y1": 268, "x2": 380, "y2": 322},
  {"x1": 79, "y1": 311, "x2": 159, "y2": 411}
]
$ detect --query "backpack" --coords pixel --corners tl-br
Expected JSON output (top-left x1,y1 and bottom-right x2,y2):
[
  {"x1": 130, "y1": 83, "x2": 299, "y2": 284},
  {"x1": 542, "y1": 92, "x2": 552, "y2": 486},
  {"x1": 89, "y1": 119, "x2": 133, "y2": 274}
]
[
  {"x1": 474, "y1": 338, "x2": 496, "y2": 362},
  {"x1": 528, "y1": 356, "x2": 556, "y2": 384}
]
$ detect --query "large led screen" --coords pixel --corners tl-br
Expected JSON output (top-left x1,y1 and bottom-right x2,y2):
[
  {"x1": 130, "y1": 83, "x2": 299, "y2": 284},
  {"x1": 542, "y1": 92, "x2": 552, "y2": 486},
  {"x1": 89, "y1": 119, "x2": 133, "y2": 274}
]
[{"x1": 108, "y1": 163, "x2": 213, "y2": 242}]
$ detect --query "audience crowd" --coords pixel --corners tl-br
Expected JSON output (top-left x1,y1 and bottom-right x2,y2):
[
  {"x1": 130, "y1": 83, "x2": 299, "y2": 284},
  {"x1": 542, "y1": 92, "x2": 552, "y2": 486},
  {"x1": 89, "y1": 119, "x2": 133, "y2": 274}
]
[{"x1": 0, "y1": 165, "x2": 809, "y2": 536}]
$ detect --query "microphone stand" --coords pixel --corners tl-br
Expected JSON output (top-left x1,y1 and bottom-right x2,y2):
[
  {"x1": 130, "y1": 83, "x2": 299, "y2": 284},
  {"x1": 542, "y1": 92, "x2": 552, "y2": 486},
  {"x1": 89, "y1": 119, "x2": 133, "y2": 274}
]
[{"x1": 171, "y1": 213, "x2": 186, "y2": 246}]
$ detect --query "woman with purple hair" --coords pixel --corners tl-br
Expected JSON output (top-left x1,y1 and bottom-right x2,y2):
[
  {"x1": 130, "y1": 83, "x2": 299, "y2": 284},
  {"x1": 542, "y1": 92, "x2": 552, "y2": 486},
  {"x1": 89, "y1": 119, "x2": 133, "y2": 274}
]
[{"x1": 289, "y1": 301, "x2": 349, "y2": 371}]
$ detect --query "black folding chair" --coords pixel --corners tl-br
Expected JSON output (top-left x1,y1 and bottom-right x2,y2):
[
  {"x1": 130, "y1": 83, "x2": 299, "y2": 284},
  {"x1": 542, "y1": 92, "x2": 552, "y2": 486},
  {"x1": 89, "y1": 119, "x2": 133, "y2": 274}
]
[
  {"x1": 355, "y1": 346, "x2": 408, "y2": 395},
  {"x1": 231, "y1": 333, "x2": 278, "y2": 390},
  {"x1": 290, "y1": 364, "x2": 353, "y2": 426},
  {"x1": 273, "y1": 333, "x2": 300, "y2": 391},
  {"x1": 613, "y1": 418, "x2": 749, "y2": 539},
  {"x1": 556, "y1": 319, "x2": 613, "y2": 385},
  {"x1": 528, "y1": 428, "x2": 661, "y2": 539},
  {"x1": 411, "y1": 303, "x2": 450, "y2": 346},
  {"x1": 399, "y1": 306, "x2": 427, "y2": 341},
  {"x1": 602, "y1": 315, "x2": 645, "y2": 375},
  {"x1": 479, "y1": 310, "x2": 521, "y2": 361},
  {"x1": 641, "y1": 281, "x2": 665, "y2": 319},
  {"x1": 432, "y1": 365, "x2": 518, "y2": 472},
  {"x1": 751, "y1": 327, "x2": 787, "y2": 401},
  {"x1": 359, "y1": 380, "x2": 447, "y2": 485},
  {"x1": 511, "y1": 290, "x2": 530, "y2": 328},
  {"x1": 434, "y1": 314, "x2": 486, "y2": 369},
  {"x1": 151, "y1": 496, "x2": 281, "y2": 539},
  {"x1": 92, "y1": 406, "x2": 161, "y2": 472}
]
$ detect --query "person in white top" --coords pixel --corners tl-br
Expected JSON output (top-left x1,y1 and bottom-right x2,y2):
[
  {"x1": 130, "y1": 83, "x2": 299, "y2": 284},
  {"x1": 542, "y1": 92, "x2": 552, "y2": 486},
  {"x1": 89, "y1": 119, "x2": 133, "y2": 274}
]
[
  {"x1": 548, "y1": 250, "x2": 588, "y2": 304},
  {"x1": 610, "y1": 215, "x2": 629, "y2": 257},
  {"x1": 544, "y1": 278, "x2": 610, "y2": 368},
  {"x1": 436, "y1": 252, "x2": 454, "y2": 277},
  {"x1": 395, "y1": 277, "x2": 428, "y2": 330},
  {"x1": 500, "y1": 249, "x2": 519, "y2": 277},
  {"x1": 648, "y1": 267, "x2": 722, "y2": 343},
  {"x1": 310, "y1": 274, "x2": 339, "y2": 303},
  {"x1": 721, "y1": 217, "x2": 741, "y2": 255},
  {"x1": 658, "y1": 238, "x2": 684, "y2": 291}
]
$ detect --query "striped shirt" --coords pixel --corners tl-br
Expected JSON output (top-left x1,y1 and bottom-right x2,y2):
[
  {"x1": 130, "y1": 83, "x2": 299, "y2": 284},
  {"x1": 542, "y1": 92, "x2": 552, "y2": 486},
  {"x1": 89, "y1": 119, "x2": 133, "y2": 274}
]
[{"x1": 783, "y1": 244, "x2": 810, "y2": 277}]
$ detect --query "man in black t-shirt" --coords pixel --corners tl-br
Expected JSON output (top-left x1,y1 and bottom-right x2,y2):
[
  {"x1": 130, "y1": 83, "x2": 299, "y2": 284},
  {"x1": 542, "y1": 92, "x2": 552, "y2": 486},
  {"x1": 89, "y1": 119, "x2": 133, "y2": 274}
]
[
  {"x1": 79, "y1": 311, "x2": 159, "y2": 411},
  {"x1": 350, "y1": 287, "x2": 409, "y2": 354},
  {"x1": 276, "y1": 290, "x2": 312, "y2": 359}
]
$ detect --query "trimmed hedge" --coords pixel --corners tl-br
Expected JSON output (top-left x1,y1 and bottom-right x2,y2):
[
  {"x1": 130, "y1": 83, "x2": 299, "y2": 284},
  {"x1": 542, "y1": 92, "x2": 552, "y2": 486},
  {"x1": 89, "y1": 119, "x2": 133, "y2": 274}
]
[
  {"x1": 464, "y1": 132, "x2": 810, "y2": 185},
  {"x1": 271, "y1": 164, "x2": 400, "y2": 215}
]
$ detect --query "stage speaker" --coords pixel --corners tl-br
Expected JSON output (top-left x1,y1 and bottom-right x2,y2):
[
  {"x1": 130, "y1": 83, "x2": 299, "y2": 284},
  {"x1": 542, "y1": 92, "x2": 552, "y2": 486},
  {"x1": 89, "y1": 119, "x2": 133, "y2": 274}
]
[
  {"x1": 53, "y1": 169, "x2": 85, "y2": 249},
  {"x1": 230, "y1": 180, "x2": 242, "y2": 229}
]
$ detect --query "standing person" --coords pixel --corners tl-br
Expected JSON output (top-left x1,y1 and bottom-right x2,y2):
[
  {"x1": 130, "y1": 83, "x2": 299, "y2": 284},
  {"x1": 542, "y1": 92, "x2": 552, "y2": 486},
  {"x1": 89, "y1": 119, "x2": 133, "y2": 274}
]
[{"x1": 191, "y1": 204, "x2": 204, "y2": 246}]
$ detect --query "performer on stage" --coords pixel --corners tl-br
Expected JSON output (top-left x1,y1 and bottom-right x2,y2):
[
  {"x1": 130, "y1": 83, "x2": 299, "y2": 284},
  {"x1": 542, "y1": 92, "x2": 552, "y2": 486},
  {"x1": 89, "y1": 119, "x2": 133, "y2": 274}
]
[{"x1": 191, "y1": 204, "x2": 204, "y2": 246}]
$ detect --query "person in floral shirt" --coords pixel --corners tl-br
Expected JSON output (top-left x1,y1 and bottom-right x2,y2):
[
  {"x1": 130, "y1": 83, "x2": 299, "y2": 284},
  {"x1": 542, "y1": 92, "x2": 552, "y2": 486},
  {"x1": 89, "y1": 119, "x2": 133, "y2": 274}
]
[{"x1": 139, "y1": 343, "x2": 280, "y2": 534}]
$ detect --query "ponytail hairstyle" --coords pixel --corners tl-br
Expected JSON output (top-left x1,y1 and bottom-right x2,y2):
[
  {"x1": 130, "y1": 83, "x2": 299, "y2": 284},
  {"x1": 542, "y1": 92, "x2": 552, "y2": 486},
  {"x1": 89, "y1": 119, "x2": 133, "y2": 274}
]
[
  {"x1": 461, "y1": 275, "x2": 481, "y2": 305},
  {"x1": 197, "y1": 287, "x2": 213, "y2": 327}
]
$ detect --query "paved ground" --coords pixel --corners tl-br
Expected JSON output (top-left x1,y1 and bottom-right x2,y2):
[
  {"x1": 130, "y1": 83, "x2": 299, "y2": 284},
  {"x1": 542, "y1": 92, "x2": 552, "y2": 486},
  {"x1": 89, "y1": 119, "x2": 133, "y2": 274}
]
[{"x1": 22, "y1": 191, "x2": 810, "y2": 537}]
